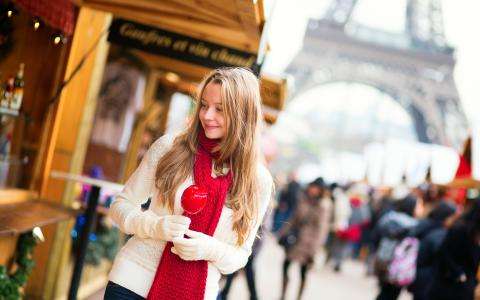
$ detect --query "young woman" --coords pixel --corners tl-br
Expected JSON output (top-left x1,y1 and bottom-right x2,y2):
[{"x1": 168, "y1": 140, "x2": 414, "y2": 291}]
[{"x1": 104, "y1": 67, "x2": 273, "y2": 300}]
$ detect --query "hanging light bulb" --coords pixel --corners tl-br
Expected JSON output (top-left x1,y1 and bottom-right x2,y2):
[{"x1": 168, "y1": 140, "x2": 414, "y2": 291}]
[
  {"x1": 6, "y1": 2, "x2": 15, "y2": 18},
  {"x1": 32, "y1": 227, "x2": 45, "y2": 242},
  {"x1": 53, "y1": 35, "x2": 61, "y2": 44},
  {"x1": 33, "y1": 18, "x2": 41, "y2": 31},
  {"x1": 52, "y1": 33, "x2": 67, "y2": 45}
]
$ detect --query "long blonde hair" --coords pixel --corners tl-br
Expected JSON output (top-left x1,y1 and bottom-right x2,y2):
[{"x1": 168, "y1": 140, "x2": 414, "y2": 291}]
[{"x1": 155, "y1": 67, "x2": 263, "y2": 245}]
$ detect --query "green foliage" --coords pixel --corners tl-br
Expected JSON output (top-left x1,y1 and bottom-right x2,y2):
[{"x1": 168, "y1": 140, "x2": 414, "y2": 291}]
[
  {"x1": 0, "y1": 233, "x2": 37, "y2": 300},
  {"x1": 84, "y1": 227, "x2": 120, "y2": 266}
]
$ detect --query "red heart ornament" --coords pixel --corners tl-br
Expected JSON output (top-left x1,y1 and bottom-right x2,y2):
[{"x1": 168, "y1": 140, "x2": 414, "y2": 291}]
[{"x1": 181, "y1": 184, "x2": 208, "y2": 215}]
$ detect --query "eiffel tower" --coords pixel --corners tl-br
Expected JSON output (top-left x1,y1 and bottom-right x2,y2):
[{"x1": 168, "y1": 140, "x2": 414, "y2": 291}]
[{"x1": 286, "y1": 0, "x2": 467, "y2": 148}]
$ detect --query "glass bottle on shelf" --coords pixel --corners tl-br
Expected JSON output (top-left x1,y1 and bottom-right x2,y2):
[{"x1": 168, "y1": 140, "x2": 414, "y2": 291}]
[
  {"x1": 0, "y1": 72, "x2": 6, "y2": 108},
  {"x1": 5, "y1": 77, "x2": 14, "y2": 109},
  {"x1": 12, "y1": 63, "x2": 24, "y2": 110}
]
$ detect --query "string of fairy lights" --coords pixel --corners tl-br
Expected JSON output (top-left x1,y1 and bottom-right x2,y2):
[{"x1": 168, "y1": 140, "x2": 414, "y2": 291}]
[{"x1": 2, "y1": 1, "x2": 68, "y2": 45}]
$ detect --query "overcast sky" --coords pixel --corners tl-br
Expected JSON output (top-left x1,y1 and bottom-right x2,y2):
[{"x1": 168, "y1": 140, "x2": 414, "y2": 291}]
[{"x1": 262, "y1": 0, "x2": 480, "y2": 129}]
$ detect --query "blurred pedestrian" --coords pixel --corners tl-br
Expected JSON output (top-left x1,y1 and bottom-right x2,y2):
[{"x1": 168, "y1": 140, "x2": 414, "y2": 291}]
[
  {"x1": 374, "y1": 196, "x2": 419, "y2": 300},
  {"x1": 272, "y1": 171, "x2": 301, "y2": 233},
  {"x1": 429, "y1": 199, "x2": 480, "y2": 300},
  {"x1": 332, "y1": 194, "x2": 370, "y2": 272},
  {"x1": 277, "y1": 178, "x2": 332, "y2": 300},
  {"x1": 407, "y1": 201, "x2": 457, "y2": 300},
  {"x1": 324, "y1": 183, "x2": 351, "y2": 266},
  {"x1": 218, "y1": 231, "x2": 264, "y2": 300}
]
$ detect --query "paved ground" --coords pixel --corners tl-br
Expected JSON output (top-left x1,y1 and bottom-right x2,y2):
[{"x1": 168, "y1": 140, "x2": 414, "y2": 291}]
[{"x1": 221, "y1": 233, "x2": 411, "y2": 300}]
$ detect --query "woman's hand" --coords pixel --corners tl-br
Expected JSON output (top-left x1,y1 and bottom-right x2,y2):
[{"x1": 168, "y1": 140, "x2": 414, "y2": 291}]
[
  {"x1": 171, "y1": 229, "x2": 224, "y2": 261},
  {"x1": 155, "y1": 215, "x2": 191, "y2": 242}
]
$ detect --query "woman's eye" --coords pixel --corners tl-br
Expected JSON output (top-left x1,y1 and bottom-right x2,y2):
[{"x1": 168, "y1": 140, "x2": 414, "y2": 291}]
[{"x1": 216, "y1": 107, "x2": 223, "y2": 112}]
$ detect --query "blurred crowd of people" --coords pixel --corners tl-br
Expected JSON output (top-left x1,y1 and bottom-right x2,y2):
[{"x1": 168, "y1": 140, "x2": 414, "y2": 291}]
[{"x1": 268, "y1": 173, "x2": 480, "y2": 300}]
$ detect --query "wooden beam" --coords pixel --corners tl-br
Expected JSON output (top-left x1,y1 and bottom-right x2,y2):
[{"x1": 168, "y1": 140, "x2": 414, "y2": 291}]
[
  {"x1": 234, "y1": 0, "x2": 262, "y2": 39},
  {"x1": 86, "y1": 0, "x2": 242, "y2": 26},
  {"x1": 89, "y1": 0, "x2": 241, "y2": 28},
  {"x1": 79, "y1": 0, "x2": 261, "y2": 52},
  {"x1": 25, "y1": 7, "x2": 112, "y2": 299},
  {"x1": 133, "y1": 50, "x2": 211, "y2": 81}
]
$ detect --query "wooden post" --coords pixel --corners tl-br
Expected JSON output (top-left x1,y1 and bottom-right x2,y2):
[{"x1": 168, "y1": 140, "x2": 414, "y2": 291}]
[{"x1": 25, "y1": 7, "x2": 111, "y2": 299}]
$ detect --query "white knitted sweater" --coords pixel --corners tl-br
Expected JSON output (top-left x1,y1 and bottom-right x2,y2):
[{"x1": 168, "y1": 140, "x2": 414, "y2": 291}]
[{"x1": 108, "y1": 134, "x2": 273, "y2": 299}]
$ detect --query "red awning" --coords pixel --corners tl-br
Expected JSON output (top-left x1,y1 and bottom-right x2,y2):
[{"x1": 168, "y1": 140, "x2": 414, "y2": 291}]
[{"x1": 16, "y1": 0, "x2": 76, "y2": 35}]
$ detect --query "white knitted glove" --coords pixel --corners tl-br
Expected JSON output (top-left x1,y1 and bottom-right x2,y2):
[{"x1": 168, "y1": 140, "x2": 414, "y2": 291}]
[
  {"x1": 155, "y1": 215, "x2": 191, "y2": 241},
  {"x1": 171, "y1": 229, "x2": 227, "y2": 262},
  {"x1": 126, "y1": 211, "x2": 191, "y2": 241}
]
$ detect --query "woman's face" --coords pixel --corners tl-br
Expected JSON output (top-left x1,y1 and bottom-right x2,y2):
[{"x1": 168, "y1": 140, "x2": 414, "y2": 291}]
[{"x1": 199, "y1": 82, "x2": 226, "y2": 139}]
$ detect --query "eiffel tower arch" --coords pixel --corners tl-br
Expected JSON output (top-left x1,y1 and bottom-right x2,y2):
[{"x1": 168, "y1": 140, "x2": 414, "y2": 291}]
[{"x1": 286, "y1": 0, "x2": 467, "y2": 148}]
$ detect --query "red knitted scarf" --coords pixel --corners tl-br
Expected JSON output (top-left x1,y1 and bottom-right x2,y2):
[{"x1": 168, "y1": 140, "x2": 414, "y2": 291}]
[{"x1": 147, "y1": 129, "x2": 232, "y2": 300}]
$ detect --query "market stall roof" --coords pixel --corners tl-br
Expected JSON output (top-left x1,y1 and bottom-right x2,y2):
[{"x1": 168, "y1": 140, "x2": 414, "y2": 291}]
[
  {"x1": 72, "y1": 0, "x2": 265, "y2": 53},
  {"x1": 73, "y1": 0, "x2": 286, "y2": 123}
]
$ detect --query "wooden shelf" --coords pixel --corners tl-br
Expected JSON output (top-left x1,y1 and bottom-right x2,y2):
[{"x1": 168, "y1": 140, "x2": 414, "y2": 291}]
[
  {"x1": 0, "y1": 200, "x2": 77, "y2": 236},
  {"x1": 0, "y1": 188, "x2": 38, "y2": 205}
]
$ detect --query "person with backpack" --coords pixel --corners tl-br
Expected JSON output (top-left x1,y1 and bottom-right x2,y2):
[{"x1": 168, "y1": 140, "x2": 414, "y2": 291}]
[
  {"x1": 407, "y1": 201, "x2": 457, "y2": 300},
  {"x1": 373, "y1": 196, "x2": 419, "y2": 300},
  {"x1": 428, "y1": 199, "x2": 480, "y2": 300}
]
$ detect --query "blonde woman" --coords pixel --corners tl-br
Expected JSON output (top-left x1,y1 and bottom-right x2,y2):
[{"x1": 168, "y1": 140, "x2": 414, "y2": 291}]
[{"x1": 105, "y1": 67, "x2": 273, "y2": 300}]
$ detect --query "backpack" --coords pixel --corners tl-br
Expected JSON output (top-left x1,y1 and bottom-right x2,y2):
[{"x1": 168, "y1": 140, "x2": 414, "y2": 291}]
[
  {"x1": 387, "y1": 237, "x2": 419, "y2": 286},
  {"x1": 374, "y1": 237, "x2": 399, "y2": 280}
]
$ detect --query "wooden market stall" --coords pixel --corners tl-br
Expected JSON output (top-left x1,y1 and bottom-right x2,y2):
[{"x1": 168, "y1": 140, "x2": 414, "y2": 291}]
[
  {"x1": 74, "y1": 0, "x2": 287, "y2": 125},
  {"x1": 74, "y1": 0, "x2": 267, "y2": 54},
  {"x1": 0, "y1": 1, "x2": 287, "y2": 299},
  {"x1": 66, "y1": 0, "x2": 287, "y2": 194},
  {"x1": 0, "y1": 0, "x2": 85, "y2": 298}
]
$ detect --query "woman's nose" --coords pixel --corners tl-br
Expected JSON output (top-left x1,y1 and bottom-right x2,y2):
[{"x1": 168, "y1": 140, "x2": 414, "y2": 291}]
[{"x1": 204, "y1": 107, "x2": 215, "y2": 119}]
